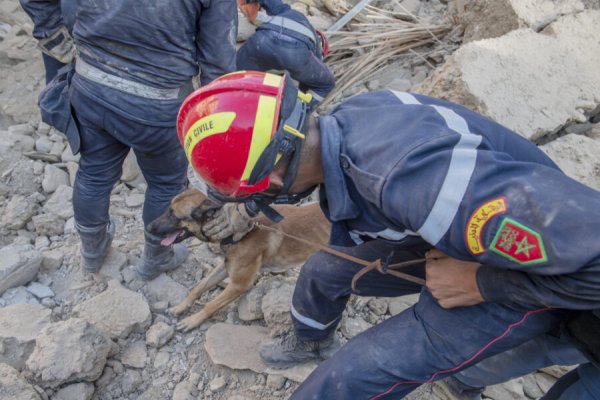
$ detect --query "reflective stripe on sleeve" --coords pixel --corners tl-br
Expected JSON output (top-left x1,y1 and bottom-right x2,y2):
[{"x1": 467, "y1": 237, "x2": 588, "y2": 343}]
[{"x1": 391, "y1": 90, "x2": 482, "y2": 245}]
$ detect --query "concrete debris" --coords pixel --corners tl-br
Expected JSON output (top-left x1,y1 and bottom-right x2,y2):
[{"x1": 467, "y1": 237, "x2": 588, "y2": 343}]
[
  {"x1": 0, "y1": 244, "x2": 43, "y2": 296},
  {"x1": 26, "y1": 318, "x2": 111, "y2": 387},
  {"x1": 0, "y1": 304, "x2": 52, "y2": 370},
  {"x1": 0, "y1": 363, "x2": 42, "y2": 400},
  {"x1": 0, "y1": 0, "x2": 597, "y2": 399},
  {"x1": 73, "y1": 281, "x2": 151, "y2": 339}
]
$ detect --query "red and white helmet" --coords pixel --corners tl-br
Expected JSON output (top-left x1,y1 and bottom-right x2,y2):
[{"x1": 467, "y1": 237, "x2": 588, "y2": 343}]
[{"x1": 177, "y1": 71, "x2": 311, "y2": 200}]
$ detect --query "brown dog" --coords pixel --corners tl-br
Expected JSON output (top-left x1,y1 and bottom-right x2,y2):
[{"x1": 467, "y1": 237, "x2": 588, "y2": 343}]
[{"x1": 147, "y1": 188, "x2": 330, "y2": 331}]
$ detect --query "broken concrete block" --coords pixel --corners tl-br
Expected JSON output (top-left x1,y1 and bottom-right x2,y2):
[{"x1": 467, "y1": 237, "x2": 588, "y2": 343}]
[
  {"x1": 1, "y1": 194, "x2": 38, "y2": 230},
  {"x1": 541, "y1": 134, "x2": 600, "y2": 191},
  {"x1": 0, "y1": 244, "x2": 43, "y2": 296},
  {"x1": 26, "y1": 318, "x2": 111, "y2": 388},
  {"x1": 0, "y1": 304, "x2": 52, "y2": 370},
  {"x1": 52, "y1": 382, "x2": 95, "y2": 400},
  {"x1": 145, "y1": 321, "x2": 174, "y2": 348},
  {"x1": 420, "y1": 11, "x2": 600, "y2": 141},
  {"x1": 73, "y1": 281, "x2": 151, "y2": 339},
  {"x1": 42, "y1": 164, "x2": 69, "y2": 194},
  {"x1": 0, "y1": 363, "x2": 42, "y2": 400}
]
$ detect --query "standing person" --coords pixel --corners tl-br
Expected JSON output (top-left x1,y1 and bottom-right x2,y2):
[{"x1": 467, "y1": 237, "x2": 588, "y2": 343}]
[
  {"x1": 236, "y1": 0, "x2": 335, "y2": 108},
  {"x1": 178, "y1": 71, "x2": 600, "y2": 399},
  {"x1": 25, "y1": 0, "x2": 238, "y2": 279},
  {"x1": 20, "y1": 0, "x2": 76, "y2": 83}
]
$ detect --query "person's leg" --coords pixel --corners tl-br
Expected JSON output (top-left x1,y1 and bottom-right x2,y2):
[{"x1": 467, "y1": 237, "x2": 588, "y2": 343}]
[
  {"x1": 260, "y1": 240, "x2": 425, "y2": 367},
  {"x1": 71, "y1": 89, "x2": 127, "y2": 271},
  {"x1": 110, "y1": 118, "x2": 188, "y2": 279},
  {"x1": 451, "y1": 331, "x2": 587, "y2": 391},
  {"x1": 290, "y1": 289, "x2": 566, "y2": 399},
  {"x1": 42, "y1": 53, "x2": 66, "y2": 84},
  {"x1": 236, "y1": 33, "x2": 274, "y2": 72}
]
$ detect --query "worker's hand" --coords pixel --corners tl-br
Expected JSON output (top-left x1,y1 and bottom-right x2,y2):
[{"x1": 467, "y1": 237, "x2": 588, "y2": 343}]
[
  {"x1": 425, "y1": 249, "x2": 484, "y2": 309},
  {"x1": 202, "y1": 203, "x2": 254, "y2": 242},
  {"x1": 37, "y1": 26, "x2": 75, "y2": 64}
]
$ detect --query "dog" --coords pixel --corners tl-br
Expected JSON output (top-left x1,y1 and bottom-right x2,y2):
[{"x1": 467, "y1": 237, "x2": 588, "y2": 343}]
[{"x1": 147, "y1": 188, "x2": 331, "y2": 332}]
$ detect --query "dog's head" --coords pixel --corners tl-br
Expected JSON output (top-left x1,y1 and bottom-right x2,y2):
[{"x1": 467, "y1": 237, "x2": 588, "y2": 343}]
[{"x1": 147, "y1": 188, "x2": 222, "y2": 245}]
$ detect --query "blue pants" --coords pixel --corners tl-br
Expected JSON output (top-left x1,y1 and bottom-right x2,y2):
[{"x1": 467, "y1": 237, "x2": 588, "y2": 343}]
[
  {"x1": 70, "y1": 85, "x2": 187, "y2": 228},
  {"x1": 289, "y1": 240, "x2": 568, "y2": 399},
  {"x1": 236, "y1": 29, "x2": 335, "y2": 103}
]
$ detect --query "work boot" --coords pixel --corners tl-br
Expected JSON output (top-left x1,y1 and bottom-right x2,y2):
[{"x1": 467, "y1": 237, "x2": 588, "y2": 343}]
[
  {"x1": 76, "y1": 219, "x2": 115, "y2": 273},
  {"x1": 135, "y1": 230, "x2": 188, "y2": 280},
  {"x1": 259, "y1": 332, "x2": 341, "y2": 369}
]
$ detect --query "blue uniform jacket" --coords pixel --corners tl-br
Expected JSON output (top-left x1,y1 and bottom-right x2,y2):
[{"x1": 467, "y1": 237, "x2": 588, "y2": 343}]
[
  {"x1": 258, "y1": 0, "x2": 320, "y2": 56},
  {"x1": 21, "y1": 0, "x2": 237, "y2": 126},
  {"x1": 319, "y1": 90, "x2": 600, "y2": 311}
]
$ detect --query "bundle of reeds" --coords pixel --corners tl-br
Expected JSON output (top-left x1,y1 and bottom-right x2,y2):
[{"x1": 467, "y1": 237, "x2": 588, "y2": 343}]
[{"x1": 321, "y1": 4, "x2": 454, "y2": 108}]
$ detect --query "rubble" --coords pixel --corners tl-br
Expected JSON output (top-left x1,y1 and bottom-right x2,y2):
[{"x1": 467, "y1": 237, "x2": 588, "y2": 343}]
[
  {"x1": 0, "y1": 0, "x2": 598, "y2": 399},
  {"x1": 0, "y1": 244, "x2": 43, "y2": 295},
  {"x1": 25, "y1": 318, "x2": 111, "y2": 388},
  {"x1": 0, "y1": 304, "x2": 52, "y2": 370}
]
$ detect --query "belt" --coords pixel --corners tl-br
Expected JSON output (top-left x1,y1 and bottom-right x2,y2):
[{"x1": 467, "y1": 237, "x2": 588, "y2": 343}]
[
  {"x1": 75, "y1": 58, "x2": 190, "y2": 101},
  {"x1": 259, "y1": 15, "x2": 317, "y2": 45}
]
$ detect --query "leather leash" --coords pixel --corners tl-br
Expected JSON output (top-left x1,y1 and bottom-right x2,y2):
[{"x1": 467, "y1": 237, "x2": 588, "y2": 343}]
[{"x1": 254, "y1": 222, "x2": 426, "y2": 291}]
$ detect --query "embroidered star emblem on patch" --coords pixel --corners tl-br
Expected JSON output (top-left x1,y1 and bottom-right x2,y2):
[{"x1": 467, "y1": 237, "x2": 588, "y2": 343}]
[{"x1": 490, "y1": 218, "x2": 547, "y2": 265}]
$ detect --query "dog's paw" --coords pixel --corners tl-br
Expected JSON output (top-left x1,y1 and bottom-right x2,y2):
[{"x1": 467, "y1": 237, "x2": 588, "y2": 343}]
[
  {"x1": 176, "y1": 315, "x2": 205, "y2": 332},
  {"x1": 169, "y1": 301, "x2": 191, "y2": 316}
]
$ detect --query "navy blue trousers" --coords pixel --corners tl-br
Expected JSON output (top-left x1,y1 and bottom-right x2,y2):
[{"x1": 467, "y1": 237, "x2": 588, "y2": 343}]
[
  {"x1": 70, "y1": 85, "x2": 187, "y2": 228},
  {"x1": 290, "y1": 240, "x2": 568, "y2": 399},
  {"x1": 236, "y1": 29, "x2": 335, "y2": 104}
]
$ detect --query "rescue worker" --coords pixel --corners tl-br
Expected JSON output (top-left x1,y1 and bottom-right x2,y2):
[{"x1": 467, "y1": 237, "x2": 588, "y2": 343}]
[
  {"x1": 236, "y1": 0, "x2": 335, "y2": 109},
  {"x1": 179, "y1": 71, "x2": 600, "y2": 399},
  {"x1": 25, "y1": 0, "x2": 238, "y2": 279},
  {"x1": 20, "y1": 0, "x2": 76, "y2": 83}
]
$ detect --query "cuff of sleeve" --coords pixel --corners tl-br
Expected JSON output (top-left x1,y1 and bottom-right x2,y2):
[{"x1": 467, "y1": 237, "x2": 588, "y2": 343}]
[{"x1": 476, "y1": 266, "x2": 513, "y2": 303}]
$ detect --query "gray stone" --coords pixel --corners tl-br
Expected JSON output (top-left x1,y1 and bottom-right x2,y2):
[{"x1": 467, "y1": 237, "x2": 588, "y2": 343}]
[
  {"x1": 367, "y1": 298, "x2": 388, "y2": 316},
  {"x1": 266, "y1": 374, "x2": 286, "y2": 390},
  {"x1": 145, "y1": 321, "x2": 174, "y2": 348},
  {"x1": 42, "y1": 185, "x2": 73, "y2": 219},
  {"x1": 6, "y1": 132, "x2": 35, "y2": 152},
  {"x1": 172, "y1": 381, "x2": 196, "y2": 400},
  {"x1": 385, "y1": 78, "x2": 412, "y2": 92},
  {"x1": 144, "y1": 274, "x2": 187, "y2": 306},
  {"x1": 0, "y1": 304, "x2": 52, "y2": 370},
  {"x1": 150, "y1": 301, "x2": 169, "y2": 313},
  {"x1": 32, "y1": 213, "x2": 65, "y2": 237},
  {"x1": 26, "y1": 282, "x2": 54, "y2": 299},
  {"x1": 120, "y1": 151, "x2": 141, "y2": 182},
  {"x1": 483, "y1": 377, "x2": 525, "y2": 400},
  {"x1": 534, "y1": 372, "x2": 558, "y2": 393},
  {"x1": 153, "y1": 350, "x2": 170, "y2": 369},
  {"x1": 52, "y1": 382, "x2": 94, "y2": 400},
  {"x1": 205, "y1": 323, "x2": 270, "y2": 373},
  {"x1": 261, "y1": 282, "x2": 294, "y2": 328},
  {"x1": 121, "y1": 369, "x2": 142, "y2": 394},
  {"x1": 121, "y1": 340, "x2": 147, "y2": 369},
  {"x1": 125, "y1": 193, "x2": 145, "y2": 208},
  {"x1": 388, "y1": 294, "x2": 420, "y2": 316},
  {"x1": 34, "y1": 236, "x2": 49, "y2": 250},
  {"x1": 0, "y1": 363, "x2": 42, "y2": 400},
  {"x1": 73, "y1": 280, "x2": 151, "y2": 339},
  {"x1": 541, "y1": 133, "x2": 600, "y2": 190},
  {"x1": 419, "y1": 11, "x2": 600, "y2": 141},
  {"x1": 35, "y1": 137, "x2": 53, "y2": 153},
  {"x1": 400, "y1": 0, "x2": 421, "y2": 16},
  {"x1": 0, "y1": 244, "x2": 43, "y2": 296},
  {"x1": 209, "y1": 376, "x2": 227, "y2": 392},
  {"x1": 41, "y1": 249, "x2": 64, "y2": 271},
  {"x1": 522, "y1": 373, "x2": 544, "y2": 399},
  {"x1": 98, "y1": 249, "x2": 127, "y2": 282},
  {"x1": 539, "y1": 365, "x2": 576, "y2": 378},
  {"x1": 41, "y1": 165, "x2": 69, "y2": 193},
  {"x1": 237, "y1": 285, "x2": 265, "y2": 321},
  {"x1": 9, "y1": 123, "x2": 35, "y2": 136},
  {"x1": 1, "y1": 195, "x2": 37, "y2": 230},
  {"x1": 1, "y1": 287, "x2": 39, "y2": 306},
  {"x1": 61, "y1": 146, "x2": 80, "y2": 163},
  {"x1": 341, "y1": 315, "x2": 372, "y2": 339},
  {"x1": 26, "y1": 318, "x2": 111, "y2": 388}
]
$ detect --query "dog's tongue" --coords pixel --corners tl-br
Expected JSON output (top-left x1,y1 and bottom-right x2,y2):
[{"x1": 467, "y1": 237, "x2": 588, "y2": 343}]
[{"x1": 161, "y1": 231, "x2": 180, "y2": 246}]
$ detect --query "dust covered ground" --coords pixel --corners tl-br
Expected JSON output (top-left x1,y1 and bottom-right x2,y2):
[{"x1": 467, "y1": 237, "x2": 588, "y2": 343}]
[{"x1": 1, "y1": 1, "x2": 600, "y2": 399}]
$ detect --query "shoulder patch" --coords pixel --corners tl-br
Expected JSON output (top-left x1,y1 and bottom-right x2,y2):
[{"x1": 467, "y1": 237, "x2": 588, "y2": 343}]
[
  {"x1": 490, "y1": 218, "x2": 547, "y2": 265},
  {"x1": 466, "y1": 197, "x2": 507, "y2": 255}
]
